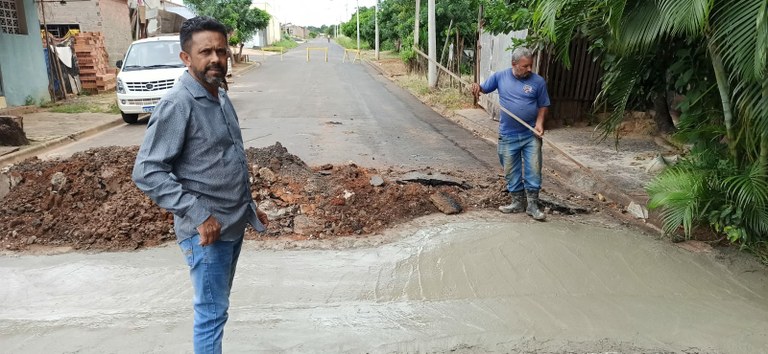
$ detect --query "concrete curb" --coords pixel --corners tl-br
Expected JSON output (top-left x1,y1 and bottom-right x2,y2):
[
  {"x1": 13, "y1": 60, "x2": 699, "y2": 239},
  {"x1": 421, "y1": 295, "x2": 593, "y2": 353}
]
[
  {"x1": 233, "y1": 61, "x2": 262, "y2": 79},
  {"x1": 0, "y1": 117, "x2": 124, "y2": 167}
]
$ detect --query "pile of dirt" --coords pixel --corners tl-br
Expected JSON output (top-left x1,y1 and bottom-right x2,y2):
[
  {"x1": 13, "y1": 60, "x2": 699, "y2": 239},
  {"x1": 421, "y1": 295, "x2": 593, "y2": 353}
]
[
  {"x1": 1, "y1": 143, "x2": 529, "y2": 252},
  {"x1": 0, "y1": 116, "x2": 29, "y2": 146},
  {"x1": 1, "y1": 147, "x2": 173, "y2": 251}
]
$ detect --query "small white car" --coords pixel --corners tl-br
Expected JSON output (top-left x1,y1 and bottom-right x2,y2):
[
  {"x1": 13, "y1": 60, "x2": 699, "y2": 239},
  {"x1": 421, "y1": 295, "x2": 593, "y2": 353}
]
[{"x1": 115, "y1": 36, "x2": 186, "y2": 124}]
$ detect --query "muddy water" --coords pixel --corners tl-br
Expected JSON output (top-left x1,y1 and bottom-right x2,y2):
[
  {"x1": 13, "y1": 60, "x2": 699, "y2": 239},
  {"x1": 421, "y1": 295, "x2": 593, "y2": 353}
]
[{"x1": 1, "y1": 212, "x2": 767, "y2": 353}]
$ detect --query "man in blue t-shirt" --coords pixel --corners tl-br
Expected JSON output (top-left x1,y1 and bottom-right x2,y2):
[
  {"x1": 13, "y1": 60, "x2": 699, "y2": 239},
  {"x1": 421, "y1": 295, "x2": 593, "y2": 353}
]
[{"x1": 471, "y1": 47, "x2": 550, "y2": 220}]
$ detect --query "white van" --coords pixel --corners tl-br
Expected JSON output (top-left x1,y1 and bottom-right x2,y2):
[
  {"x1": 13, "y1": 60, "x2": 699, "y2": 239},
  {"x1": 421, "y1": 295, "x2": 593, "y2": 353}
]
[{"x1": 115, "y1": 36, "x2": 186, "y2": 124}]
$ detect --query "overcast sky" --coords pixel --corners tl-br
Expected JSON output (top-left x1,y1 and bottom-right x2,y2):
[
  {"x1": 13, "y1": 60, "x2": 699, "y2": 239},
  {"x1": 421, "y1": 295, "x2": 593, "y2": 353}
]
[{"x1": 265, "y1": 0, "x2": 380, "y2": 27}]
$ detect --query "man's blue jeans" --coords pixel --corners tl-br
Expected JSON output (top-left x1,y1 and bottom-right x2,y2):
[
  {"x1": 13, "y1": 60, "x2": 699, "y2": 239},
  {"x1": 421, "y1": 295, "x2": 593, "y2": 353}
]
[
  {"x1": 498, "y1": 133, "x2": 542, "y2": 193},
  {"x1": 178, "y1": 234, "x2": 244, "y2": 354}
]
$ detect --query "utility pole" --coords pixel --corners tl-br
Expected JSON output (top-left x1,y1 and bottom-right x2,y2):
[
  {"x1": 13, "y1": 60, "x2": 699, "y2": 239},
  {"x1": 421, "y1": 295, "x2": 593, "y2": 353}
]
[
  {"x1": 356, "y1": 0, "x2": 360, "y2": 51},
  {"x1": 427, "y1": 0, "x2": 436, "y2": 88},
  {"x1": 474, "y1": 4, "x2": 483, "y2": 106},
  {"x1": 375, "y1": 0, "x2": 379, "y2": 60},
  {"x1": 414, "y1": 0, "x2": 420, "y2": 48}
]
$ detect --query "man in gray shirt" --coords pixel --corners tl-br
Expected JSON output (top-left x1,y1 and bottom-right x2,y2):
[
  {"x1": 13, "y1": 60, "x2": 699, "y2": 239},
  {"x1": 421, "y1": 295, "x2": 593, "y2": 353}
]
[{"x1": 132, "y1": 16, "x2": 268, "y2": 354}]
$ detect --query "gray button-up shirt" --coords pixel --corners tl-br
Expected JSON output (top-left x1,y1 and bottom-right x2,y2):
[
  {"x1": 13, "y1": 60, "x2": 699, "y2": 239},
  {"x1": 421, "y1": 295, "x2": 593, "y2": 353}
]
[{"x1": 132, "y1": 71, "x2": 265, "y2": 242}]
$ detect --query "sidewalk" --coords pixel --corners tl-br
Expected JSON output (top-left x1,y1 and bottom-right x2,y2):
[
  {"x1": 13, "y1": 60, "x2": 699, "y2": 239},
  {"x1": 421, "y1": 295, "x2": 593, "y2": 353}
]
[{"x1": 0, "y1": 62, "x2": 260, "y2": 167}]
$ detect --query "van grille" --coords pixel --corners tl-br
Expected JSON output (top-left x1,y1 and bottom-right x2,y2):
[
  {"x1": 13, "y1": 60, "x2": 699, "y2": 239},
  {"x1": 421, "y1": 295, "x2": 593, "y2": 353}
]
[
  {"x1": 124, "y1": 98, "x2": 160, "y2": 106},
  {"x1": 126, "y1": 79, "x2": 175, "y2": 92}
]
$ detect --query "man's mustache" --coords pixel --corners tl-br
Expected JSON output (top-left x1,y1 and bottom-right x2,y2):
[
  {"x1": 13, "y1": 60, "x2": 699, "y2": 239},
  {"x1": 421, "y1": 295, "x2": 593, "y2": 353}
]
[{"x1": 205, "y1": 64, "x2": 225, "y2": 72}]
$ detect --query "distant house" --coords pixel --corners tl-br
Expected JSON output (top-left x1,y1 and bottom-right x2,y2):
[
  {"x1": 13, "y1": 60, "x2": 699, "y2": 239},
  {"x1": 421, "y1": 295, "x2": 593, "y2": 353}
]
[
  {"x1": 0, "y1": 0, "x2": 50, "y2": 107},
  {"x1": 246, "y1": 1, "x2": 280, "y2": 48},
  {"x1": 36, "y1": 0, "x2": 132, "y2": 66},
  {"x1": 282, "y1": 23, "x2": 307, "y2": 40}
]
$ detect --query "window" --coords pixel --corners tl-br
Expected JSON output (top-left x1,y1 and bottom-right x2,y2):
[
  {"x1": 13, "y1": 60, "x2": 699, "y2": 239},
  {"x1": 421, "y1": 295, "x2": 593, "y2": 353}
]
[
  {"x1": 0, "y1": 0, "x2": 27, "y2": 35},
  {"x1": 121, "y1": 40, "x2": 184, "y2": 71}
]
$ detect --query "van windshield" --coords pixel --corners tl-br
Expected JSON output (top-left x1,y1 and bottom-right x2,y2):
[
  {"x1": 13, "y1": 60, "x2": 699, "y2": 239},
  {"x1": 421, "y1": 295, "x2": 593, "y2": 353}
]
[{"x1": 121, "y1": 40, "x2": 185, "y2": 71}]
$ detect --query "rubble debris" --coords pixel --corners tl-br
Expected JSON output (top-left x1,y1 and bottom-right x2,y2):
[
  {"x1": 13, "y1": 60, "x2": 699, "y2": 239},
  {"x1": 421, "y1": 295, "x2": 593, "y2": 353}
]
[
  {"x1": 627, "y1": 201, "x2": 649, "y2": 219},
  {"x1": 429, "y1": 192, "x2": 462, "y2": 215},
  {"x1": 370, "y1": 175, "x2": 385, "y2": 187}
]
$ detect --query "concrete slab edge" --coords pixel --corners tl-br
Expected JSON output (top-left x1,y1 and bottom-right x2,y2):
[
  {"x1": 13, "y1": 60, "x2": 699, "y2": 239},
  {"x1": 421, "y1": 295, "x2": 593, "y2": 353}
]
[
  {"x1": 0, "y1": 117, "x2": 124, "y2": 167},
  {"x1": 363, "y1": 58, "x2": 664, "y2": 236}
]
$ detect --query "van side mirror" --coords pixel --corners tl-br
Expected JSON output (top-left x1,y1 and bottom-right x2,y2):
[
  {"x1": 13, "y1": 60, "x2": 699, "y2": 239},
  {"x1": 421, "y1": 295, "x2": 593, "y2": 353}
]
[{"x1": 116, "y1": 60, "x2": 123, "y2": 69}]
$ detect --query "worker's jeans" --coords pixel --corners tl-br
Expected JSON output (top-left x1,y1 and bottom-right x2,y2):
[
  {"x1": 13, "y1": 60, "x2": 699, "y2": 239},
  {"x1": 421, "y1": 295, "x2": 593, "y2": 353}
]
[
  {"x1": 178, "y1": 234, "x2": 243, "y2": 354},
  {"x1": 498, "y1": 133, "x2": 542, "y2": 193}
]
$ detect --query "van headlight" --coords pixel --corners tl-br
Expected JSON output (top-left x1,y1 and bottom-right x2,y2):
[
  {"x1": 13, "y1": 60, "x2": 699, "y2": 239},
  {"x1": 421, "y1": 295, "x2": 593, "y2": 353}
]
[{"x1": 117, "y1": 78, "x2": 126, "y2": 94}]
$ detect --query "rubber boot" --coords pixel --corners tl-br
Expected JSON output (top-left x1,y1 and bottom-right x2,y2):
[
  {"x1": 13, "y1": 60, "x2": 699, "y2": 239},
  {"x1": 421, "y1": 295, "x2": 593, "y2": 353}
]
[
  {"x1": 526, "y1": 190, "x2": 546, "y2": 221},
  {"x1": 498, "y1": 191, "x2": 525, "y2": 213}
]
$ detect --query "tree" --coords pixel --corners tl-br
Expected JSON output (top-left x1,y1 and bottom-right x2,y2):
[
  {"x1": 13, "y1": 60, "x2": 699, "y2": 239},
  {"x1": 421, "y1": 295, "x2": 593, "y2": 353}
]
[
  {"x1": 184, "y1": 0, "x2": 271, "y2": 58},
  {"x1": 482, "y1": 0, "x2": 533, "y2": 35}
]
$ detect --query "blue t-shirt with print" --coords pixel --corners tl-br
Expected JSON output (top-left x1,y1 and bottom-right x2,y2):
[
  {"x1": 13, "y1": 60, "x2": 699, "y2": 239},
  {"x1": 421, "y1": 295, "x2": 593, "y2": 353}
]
[{"x1": 480, "y1": 69, "x2": 550, "y2": 137}]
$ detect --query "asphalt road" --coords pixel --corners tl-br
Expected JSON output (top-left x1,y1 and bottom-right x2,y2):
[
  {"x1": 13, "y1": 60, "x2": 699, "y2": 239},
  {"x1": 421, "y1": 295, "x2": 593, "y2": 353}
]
[{"x1": 44, "y1": 38, "x2": 497, "y2": 173}]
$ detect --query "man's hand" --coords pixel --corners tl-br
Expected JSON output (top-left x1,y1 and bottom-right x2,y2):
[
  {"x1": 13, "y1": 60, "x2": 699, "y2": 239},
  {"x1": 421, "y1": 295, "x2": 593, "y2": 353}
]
[
  {"x1": 470, "y1": 83, "x2": 482, "y2": 96},
  {"x1": 256, "y1": 208, "x2": 269, "y2": 227},
  {"x1": 534, "y1": 122, "x2": 545, "y2": 138},
  {"x1": 197, "y1": 215, "x2": 221, "y2": 246}
]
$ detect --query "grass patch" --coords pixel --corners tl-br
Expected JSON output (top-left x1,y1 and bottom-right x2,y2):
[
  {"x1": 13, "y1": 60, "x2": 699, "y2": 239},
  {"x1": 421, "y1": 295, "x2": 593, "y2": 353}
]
[
  {"x1": 107, "y1": 103, "x2": 121, "y2": 114},
  {"x1": 334, "y1": 35, "x2": 370, "y2": 50},
  {"x1": 269, "y1": 38, "x2": 299, "y2": 50},
  {"x1": 48, "y1": 102, "x2": 103, "y2": 113},
  {"x1": 48, "y1": 101, "x2": 120, "y2": 114},
  {"x1": 397, "y1": 74, "x2": 473, "y2": 111}
]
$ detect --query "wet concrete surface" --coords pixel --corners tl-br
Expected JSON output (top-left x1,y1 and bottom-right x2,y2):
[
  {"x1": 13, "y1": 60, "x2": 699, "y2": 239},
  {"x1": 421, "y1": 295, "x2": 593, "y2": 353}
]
[{"x1": 2, "y1": 211, "x2": 767, "y2": 353}]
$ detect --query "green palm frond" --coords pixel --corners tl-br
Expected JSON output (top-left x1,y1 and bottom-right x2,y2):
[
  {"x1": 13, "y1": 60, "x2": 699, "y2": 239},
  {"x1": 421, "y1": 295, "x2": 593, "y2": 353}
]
[
  {"x1": 710, "y1": 0, "x2": 767, "y2": 81},
  {"x1": 722, "y1": 163, "x2": 768, "y2": 236},
  {"x1": 615, "y1": 1, "x2": 665, "y2": 52},
  {"x1": 722, "y1": 163, "x2": 768, "y2": 211},
  {"x1": 534, "y1": 0, "x2": 595, "y2": 68},
  {"x1": 605, "y1": 0, "x2": 628, "y2": 35},
  {"x1": 732, "y1": 79, "x2": 768, "y2": 163},
  {"x1": 658, "y1": 0, "x2": 711, "y2": 37},
  {"x1": 647, "y1": 167, "x2": 705, "y2": 236},
  {"x1": 594, "y1": 56, "x2": 645, "y2": 141}
]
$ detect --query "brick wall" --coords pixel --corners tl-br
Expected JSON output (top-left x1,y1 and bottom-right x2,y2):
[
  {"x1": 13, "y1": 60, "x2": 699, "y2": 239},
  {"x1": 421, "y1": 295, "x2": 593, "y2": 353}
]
[
  {"x1": 39, "y1": 0, "x2": 131, "y2": 66},
  {"x1": 98, "y1": 0, "x2": 131, "y2": 64}
]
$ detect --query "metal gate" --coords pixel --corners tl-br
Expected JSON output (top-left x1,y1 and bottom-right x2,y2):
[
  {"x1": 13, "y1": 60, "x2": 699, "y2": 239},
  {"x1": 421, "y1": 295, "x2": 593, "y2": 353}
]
[{"x1": 538, "y1": 37, "x2": 602, "y2": 127}]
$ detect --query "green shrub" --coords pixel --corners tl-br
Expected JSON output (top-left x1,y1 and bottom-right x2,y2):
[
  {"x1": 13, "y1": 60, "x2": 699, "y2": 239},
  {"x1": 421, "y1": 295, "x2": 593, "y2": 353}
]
[{"x1": 648, "y1": 149, "x2": 768, "y2": 249}]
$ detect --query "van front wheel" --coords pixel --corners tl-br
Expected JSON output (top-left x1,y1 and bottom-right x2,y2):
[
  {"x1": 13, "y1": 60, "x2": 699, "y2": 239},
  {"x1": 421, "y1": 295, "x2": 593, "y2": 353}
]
[{"x1": 121, "y1": 112, "x2": 139, "y2": 124}]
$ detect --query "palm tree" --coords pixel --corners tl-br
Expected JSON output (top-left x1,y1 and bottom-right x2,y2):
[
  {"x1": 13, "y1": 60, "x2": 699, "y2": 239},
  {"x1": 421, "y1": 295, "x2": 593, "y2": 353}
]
[
  {"x1": 532, "y1": 0, "x2": 768, "y2": 250},
  {"x1": 534, "y1": 0, "x2": 767, "y2": 165}
]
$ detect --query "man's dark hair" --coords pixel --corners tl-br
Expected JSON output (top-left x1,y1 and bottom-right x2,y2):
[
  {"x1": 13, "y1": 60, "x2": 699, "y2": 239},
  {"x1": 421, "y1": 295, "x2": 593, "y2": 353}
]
[{"x1": 180, "y1": 16, "x2": 228, "y2": 52}]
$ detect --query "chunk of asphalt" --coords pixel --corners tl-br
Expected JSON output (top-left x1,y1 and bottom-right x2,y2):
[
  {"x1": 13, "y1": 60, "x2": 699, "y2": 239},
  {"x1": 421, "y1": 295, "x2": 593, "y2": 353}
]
[
  {"x1": 539, "y1": 195, "x2": 590, "y2": 215},
  {"x1": 429, "y1": 192, "x2": 462, "y2": 215},
  {"x1": 396, "y1": 172, "x2": 471, "y2": 189}
]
